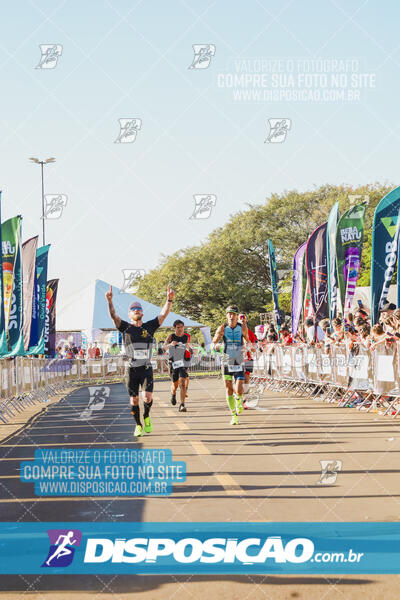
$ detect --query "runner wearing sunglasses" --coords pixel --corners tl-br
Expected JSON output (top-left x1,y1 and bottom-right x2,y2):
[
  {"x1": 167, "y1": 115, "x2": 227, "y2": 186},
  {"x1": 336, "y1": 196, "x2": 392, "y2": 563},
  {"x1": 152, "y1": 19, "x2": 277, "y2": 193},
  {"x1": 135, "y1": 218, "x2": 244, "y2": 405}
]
[
  {"x1": 212, "y1": 305, "x2": 249, "y2": 425},
  {"x1": 105, "y1": 284, "x2": 175, "y2": 437}
]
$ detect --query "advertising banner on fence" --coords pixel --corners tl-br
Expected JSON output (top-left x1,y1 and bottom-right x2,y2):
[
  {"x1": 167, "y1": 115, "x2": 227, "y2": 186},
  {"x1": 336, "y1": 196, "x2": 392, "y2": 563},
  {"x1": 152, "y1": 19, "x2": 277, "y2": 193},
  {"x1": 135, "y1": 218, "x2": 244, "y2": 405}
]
[
  {"x1": 306, "y1": 223, "x2": 329, "y2": 323},
  {"x1": 44, "y1": 278, "x2": 59, "y2": 357},
  {"x1": 22, "y1": 236, "x2": 38, "y2": 352},
  {"x1": 371, "y1": 185, "x2": 400, "y2": 324},
  {"x1": 326, "y1": 201, "x2": 339, "y2": 321},
  {"x1": 2, "y1": 216, "x2": 24, "y2": 356},
  {"x1": 29, "y1": 245, "x2": 50, "y2": 354},
  {"x1": 267, "y1": 239, "x2": 283, "y2": 328},
  {"x1": 336, "y1": 203, "x2": 366, "y2": 319},
  {"x1": 291, "y1": 242, "x2": 307, "y2": 337}
]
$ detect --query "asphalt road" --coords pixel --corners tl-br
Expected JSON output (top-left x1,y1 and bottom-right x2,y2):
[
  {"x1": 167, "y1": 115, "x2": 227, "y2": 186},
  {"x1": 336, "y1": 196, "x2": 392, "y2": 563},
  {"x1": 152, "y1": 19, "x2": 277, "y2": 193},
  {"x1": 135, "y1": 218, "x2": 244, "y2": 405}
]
[{"x1": 0, "y1": 377, "x2": 399, "y2": 599}]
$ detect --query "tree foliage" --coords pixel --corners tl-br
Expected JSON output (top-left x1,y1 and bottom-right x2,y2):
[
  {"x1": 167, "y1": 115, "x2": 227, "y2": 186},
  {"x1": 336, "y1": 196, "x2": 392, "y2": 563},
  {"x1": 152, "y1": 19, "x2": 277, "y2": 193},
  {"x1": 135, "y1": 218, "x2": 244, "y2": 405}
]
[{"x1": 138, "y1": 183, "x2": 393, "y2": 330}]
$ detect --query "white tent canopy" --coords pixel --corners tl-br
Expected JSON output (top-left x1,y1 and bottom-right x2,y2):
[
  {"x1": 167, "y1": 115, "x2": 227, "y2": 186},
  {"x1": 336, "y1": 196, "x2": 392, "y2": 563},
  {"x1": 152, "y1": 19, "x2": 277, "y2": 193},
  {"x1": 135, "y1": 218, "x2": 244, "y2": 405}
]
[{"x1": 57, "y1": 279, "x2": 205, "y2": 331}]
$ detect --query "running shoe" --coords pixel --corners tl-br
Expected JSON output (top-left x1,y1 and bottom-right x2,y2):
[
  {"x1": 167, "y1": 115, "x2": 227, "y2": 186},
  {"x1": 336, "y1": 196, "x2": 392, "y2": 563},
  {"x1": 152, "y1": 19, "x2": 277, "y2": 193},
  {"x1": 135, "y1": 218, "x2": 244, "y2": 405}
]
[
  {"x1": 144, "y1": 417, "x2": 152, "y2": 433},
  {"x1": 179, "y1": 404, "x2": 187, "y2": 412},
  {"x1": 134, "y1": 425, "x2": 143, "y2": 437},
  {"x1": 236, "y1": 398, "x2": 244, "y2": 414},
  {"x1": 171, "y1": 394, "x2": 177, "y2": 406},
  {"x1": 230, "y1": 414, "x2": 239, "y2": 425}
]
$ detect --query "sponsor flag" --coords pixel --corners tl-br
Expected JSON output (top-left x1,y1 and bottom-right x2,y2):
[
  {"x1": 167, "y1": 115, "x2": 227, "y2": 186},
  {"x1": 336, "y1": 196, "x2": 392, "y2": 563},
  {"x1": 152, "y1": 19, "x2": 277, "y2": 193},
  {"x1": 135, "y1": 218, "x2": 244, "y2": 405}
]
[
  {"x1": 336, "y1": 204, "x2": 366, "y2": 319},
  {"x1": 306, "y1": 223, "x2": 329, "y2": 323},
  {"x1": 379, "y1": 204, "x2": 400, "y2": 317},
  {"x1": 267, "y1": 239, "x2": 284, "y2": 328},
  {"x1": 44, "y1": 279, "x2": 59, "y2": 357},
  {"x1": 0, "y1": 193, "x2": 6, "y2": 354},
  {"x1": 22, "y1": 236, "x2": 38, "y2": 352},
  {"x1": 2, "y1": 216, "x2": 24, "y2": 356},
  {"x1": 28, "y1": 245, "x2": 50, "y2": 354},
  {"x1": 291, "y1": 242, "x2": 307, "y2": 337},
  {"x1": 398, "y1": 228, "x2": 400, "y2": 310},
  {"x1": 371, "y1": 186, "x2": 400, "y2": 324},
  {"x1": 326, "y1": 201, "x2": 339, "y2": 321}
]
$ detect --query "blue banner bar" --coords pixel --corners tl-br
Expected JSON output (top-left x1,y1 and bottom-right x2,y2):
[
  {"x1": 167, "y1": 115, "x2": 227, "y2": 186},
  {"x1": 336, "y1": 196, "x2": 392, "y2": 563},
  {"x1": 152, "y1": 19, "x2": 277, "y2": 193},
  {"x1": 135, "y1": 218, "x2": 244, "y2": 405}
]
[{"x1": 0, "y1": 522, "x2": 399, "y2": 574}]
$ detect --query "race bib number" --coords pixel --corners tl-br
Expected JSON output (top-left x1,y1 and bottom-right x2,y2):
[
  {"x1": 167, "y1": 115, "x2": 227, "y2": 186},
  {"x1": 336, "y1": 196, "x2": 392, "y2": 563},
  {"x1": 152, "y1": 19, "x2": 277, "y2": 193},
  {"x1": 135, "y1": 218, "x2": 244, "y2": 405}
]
[
  {"x1": 173, "y1": 360, "x2": 184, "y2": 369},
  {"x1": 133, "y1": 349, "x2": 149, "y2": 360},
  {"x1": 228, "y1": 364, "x2": 243, "y2": 373}
]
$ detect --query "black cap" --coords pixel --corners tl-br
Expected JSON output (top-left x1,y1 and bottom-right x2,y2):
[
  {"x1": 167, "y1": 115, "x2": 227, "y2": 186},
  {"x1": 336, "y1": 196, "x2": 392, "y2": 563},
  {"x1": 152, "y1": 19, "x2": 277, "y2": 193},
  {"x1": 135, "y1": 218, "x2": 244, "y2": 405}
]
[{"x1": 226, "y1": 305, "x2": 239, "y2": 314}]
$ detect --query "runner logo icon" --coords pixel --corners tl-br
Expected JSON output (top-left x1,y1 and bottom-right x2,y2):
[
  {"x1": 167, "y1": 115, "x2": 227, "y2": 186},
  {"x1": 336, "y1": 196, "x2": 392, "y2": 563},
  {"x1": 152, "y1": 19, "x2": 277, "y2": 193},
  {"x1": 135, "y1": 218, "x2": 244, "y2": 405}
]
[
  {"x1": 318, "y1": 460, "x2": 342, "y2": 485},
  {"x1": 188, "y1": 44, "x2": 216, "y2": 69},
  {"x1": 42, "y1": 529, "x2": 82, "y2": 567},
  {"x1": 265, "y1": 118, "x2": 291, "y2": 143}
]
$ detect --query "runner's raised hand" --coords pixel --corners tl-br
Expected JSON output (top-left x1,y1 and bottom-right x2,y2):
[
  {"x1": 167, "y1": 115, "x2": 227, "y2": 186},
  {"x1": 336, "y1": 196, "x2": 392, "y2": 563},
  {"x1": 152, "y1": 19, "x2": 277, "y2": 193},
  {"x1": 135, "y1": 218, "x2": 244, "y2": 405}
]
[
  {"x1": 105, "y1": 285, "x2": 113, "y2": 303},
  {"x1": 167, "y1": 284, "x2": 175, "y2": 301}
]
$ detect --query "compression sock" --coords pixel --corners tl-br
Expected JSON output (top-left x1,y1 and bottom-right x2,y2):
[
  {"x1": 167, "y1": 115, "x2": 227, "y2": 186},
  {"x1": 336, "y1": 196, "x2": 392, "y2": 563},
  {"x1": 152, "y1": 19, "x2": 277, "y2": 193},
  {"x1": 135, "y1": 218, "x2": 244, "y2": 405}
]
[
  {"x1": 131, "y1": 405, "x2": 142, "y2": 426},
  {"x1": 227, "y1": 395, "x2": 236, "y2": 414},
  {"x1": 143, "y1": 400, "x2": 153, "y2": 419},
  {"x1": 243, "y1": 383, "x2": 250, "y2": 394}
]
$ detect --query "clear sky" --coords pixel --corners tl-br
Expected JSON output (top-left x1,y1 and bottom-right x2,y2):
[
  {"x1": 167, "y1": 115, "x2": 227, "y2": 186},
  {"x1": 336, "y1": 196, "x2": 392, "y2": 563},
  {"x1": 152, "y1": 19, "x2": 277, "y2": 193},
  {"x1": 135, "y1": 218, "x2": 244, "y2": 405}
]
[{"x1": 0, "y1": 0, "x2": 399, "y2": 325}]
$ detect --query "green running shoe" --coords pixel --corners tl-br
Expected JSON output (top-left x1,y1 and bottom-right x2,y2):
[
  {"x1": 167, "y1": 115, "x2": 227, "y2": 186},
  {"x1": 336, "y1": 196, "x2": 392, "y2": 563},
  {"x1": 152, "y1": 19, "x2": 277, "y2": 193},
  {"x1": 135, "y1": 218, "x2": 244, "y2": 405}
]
[
  {"x1": 144, "y1": 417, "x2": 152, "y2": 433},
  {"x1": 236, "y1": 398, "x2": 244, "y2": 414},
  {"x1": 134, "y1": 425, "x2": 143, "y2": 437},
  {"x1": 230, "y1": 414, "x2": 239, "y2": 426}
]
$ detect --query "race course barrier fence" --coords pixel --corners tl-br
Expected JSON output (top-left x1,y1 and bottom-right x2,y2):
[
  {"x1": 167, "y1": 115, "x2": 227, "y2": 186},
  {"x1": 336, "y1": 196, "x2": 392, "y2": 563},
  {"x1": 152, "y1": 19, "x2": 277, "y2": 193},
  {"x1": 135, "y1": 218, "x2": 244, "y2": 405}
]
[
  {"x1": 0, "y1": 354, "x2": 221, "y2": 424},
  {"x1": 247, "y1": 342, "x2": 400, "y2": 417}
]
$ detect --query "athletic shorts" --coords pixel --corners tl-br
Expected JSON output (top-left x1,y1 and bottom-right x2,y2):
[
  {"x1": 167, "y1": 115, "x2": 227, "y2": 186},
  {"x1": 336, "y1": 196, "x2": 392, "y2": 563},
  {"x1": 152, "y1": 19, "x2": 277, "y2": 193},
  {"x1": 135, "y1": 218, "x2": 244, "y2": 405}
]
[
  {"x1": 244, "y1": 361, "x2": 253, "y2": 374},
  {"x1": 170, "y1": 364, "x2": 188, "y2": 382},
  {"x1": 223, "y1": 365, "x2": 245, "y2": 381},
  {"x1": 126, "y1": 366, "x2": 154, "y2": 397}
]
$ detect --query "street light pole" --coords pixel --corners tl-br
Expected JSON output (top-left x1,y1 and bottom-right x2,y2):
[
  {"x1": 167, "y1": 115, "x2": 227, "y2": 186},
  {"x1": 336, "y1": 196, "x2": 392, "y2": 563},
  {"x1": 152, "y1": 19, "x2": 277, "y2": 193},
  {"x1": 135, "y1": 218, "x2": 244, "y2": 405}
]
[
  {"x1": 40, "y1": 161, "x2": 45, "y2": 245},
  {"x1": 29, "y1": 157, "x2": 56, "y2": 246}
]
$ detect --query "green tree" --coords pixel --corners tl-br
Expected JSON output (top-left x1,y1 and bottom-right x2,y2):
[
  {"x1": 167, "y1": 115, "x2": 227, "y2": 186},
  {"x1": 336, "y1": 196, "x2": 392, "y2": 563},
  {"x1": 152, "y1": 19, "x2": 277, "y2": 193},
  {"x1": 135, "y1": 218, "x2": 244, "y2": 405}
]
[{"x1": 138, "y1": 182, "x2": 393, "y2": 329}]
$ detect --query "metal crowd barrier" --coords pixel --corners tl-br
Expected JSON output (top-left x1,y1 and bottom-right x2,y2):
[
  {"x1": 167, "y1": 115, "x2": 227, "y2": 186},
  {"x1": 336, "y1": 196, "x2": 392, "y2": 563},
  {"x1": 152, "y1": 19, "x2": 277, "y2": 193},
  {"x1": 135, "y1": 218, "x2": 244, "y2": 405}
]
[
  {"x1": 246, "y1": 342, "x2": 400, "y2": 418},
  {"x1": 0, "y1": 353, "x2": 222, "y2": 424}
]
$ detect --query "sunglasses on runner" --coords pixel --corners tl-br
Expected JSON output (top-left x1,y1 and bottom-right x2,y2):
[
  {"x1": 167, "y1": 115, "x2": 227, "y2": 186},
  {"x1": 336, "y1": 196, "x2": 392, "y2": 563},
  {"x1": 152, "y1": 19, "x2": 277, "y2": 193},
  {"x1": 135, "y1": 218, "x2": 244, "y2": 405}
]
[{"x1": 129, "y1": 303, "x2": 143, "y2": 312}]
